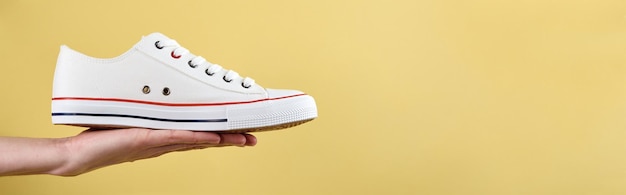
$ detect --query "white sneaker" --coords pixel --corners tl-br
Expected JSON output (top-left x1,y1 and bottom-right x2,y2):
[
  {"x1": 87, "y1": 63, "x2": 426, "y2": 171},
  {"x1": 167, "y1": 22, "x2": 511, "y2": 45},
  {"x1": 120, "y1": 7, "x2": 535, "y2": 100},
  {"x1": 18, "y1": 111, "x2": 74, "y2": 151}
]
[{"x1": 51, "y1": 32, "x2": 317, "y2": 132}]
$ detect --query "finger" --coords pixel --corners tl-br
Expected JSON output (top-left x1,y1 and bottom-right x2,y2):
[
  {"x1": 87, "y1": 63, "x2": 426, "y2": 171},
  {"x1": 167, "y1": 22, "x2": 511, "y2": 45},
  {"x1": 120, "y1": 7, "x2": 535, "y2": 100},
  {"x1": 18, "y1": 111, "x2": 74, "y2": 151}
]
[
  {"x1": 157, "y1": 143, "x2": 214, "y2": 152},
  {"x1": 143, "y1": 137, "x2": 255, "y2": 159},
  {"x1": 140, "y1": 144, "x2": 216, "y2": 159},
  {"x1": 243, "y1": 134, "x2": 257, "y2": 146},
  {"x1": 146, "y1": 130, "x2": 222, "y2": 146},
  {"x1": 218, "y1": 133, "x2": 248, "y2": 146}
]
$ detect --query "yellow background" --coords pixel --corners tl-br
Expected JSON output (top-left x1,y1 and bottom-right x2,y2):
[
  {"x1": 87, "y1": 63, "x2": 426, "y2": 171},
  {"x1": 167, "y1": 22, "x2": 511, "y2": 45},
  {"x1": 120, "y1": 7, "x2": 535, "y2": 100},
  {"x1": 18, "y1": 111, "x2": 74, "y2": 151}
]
[{"x1": 1, "y1": 0, "x2": 625, "y2": 194}]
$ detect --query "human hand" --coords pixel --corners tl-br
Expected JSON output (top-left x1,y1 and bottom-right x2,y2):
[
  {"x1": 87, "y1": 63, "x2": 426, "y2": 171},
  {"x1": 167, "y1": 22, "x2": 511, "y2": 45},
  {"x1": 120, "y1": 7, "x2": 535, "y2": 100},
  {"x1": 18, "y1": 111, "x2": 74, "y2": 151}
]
[
  {"x1": 0, "y1": 128, "x2": 256, "y2": 176},
  {"x1": 51, "y1": 128, "x2": 256, "y2": 176}
]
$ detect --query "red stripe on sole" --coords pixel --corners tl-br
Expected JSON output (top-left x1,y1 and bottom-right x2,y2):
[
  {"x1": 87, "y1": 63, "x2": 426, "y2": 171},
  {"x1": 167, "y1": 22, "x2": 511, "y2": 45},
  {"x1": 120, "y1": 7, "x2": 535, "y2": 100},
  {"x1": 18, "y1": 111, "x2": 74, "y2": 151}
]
[{"x1": 52, "y1": 94, "x2": 307, "y2": 107}]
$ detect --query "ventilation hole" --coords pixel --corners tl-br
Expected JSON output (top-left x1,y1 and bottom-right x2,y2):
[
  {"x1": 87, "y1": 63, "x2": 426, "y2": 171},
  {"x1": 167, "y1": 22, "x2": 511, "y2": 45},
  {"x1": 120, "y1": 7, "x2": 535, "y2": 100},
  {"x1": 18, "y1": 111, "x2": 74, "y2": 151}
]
[{"x1": 142, "y1": 86, "x2": 151, "y2": 94}]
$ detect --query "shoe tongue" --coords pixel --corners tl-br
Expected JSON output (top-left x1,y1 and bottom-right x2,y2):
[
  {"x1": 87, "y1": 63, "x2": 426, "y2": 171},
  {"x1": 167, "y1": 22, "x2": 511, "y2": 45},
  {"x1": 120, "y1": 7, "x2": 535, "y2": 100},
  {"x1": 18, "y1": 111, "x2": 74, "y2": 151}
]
[{"x1": 144, "y1": 32, "x2": 171, "y2": 40}]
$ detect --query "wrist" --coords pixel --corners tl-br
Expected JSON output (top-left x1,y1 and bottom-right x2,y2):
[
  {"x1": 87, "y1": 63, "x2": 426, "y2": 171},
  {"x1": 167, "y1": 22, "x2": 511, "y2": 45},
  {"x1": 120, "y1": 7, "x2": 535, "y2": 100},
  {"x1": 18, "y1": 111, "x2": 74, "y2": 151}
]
[
  {"x1": 45, "y1": 137, "x2": 73, "y2": 176},
  {"x1": 0, "y1": 137, "x2": 71, "y2": 176}
]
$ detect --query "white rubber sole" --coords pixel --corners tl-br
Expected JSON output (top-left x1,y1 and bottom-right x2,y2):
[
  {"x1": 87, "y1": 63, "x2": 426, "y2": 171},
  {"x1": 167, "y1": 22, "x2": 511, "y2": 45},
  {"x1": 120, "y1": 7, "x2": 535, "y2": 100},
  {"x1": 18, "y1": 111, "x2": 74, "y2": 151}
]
[{"x1": 51, "y1": 94, "x2": 317, "y2": 132}]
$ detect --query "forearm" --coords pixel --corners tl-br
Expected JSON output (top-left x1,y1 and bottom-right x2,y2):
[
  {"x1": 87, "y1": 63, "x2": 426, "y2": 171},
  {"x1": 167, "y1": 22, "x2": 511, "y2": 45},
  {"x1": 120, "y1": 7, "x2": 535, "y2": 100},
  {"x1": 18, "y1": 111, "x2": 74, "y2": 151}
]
[{"x1": 0, "y1": 137, "x2": 68, "y2": 176}]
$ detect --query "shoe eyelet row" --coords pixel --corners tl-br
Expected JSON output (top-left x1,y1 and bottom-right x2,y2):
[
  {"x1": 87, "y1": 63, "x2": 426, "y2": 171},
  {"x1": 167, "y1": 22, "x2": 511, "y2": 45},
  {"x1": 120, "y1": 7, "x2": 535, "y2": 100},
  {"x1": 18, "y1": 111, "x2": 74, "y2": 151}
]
[{"x1": 156, "y1": 40, "x2": 250, "y2": 89}]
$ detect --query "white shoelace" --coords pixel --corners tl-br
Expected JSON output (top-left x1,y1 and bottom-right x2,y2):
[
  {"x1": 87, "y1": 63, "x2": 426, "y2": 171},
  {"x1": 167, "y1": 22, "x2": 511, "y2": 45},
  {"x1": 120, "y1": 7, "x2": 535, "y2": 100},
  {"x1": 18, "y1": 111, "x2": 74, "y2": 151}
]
[{"x1": 156, "y1": 39, "x2": 256, "y2": 88}]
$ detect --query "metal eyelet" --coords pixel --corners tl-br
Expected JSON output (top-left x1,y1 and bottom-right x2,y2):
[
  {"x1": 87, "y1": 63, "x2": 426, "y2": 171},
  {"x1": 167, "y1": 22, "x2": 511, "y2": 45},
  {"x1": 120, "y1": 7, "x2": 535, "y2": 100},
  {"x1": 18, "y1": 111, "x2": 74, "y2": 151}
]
[
  {"x1": 205, "y1": 69, "x2": 214, "y2": 76},
  {"x1": 162, "y1": 87, "x2": 171, "y2": 96},
  {"x1": 171, "y1": 51, "x2": 181, "y2": 59},
  {"x1": 155, "y1": 41, "x2": 164, "y2": 49},
  {"x1": 241, "y1": 83, "x2": 251, "y2": 88},
  {"x1": 142, "y1": 85, "x2": 151, "y2": 94},
  {"x1": 223, "y1": 76, "x2": 232, "y2": 83},
  {"x1": 188, "y1": 60, "x2": 197, "y2": 68}
]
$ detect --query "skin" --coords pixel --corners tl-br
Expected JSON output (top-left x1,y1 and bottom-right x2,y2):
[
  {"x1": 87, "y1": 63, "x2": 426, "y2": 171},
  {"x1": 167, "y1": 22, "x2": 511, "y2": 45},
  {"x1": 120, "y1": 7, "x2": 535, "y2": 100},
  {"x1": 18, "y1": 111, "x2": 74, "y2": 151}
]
[{"x1": 0, "y1": 128, "x2": 257, "y2": 176}]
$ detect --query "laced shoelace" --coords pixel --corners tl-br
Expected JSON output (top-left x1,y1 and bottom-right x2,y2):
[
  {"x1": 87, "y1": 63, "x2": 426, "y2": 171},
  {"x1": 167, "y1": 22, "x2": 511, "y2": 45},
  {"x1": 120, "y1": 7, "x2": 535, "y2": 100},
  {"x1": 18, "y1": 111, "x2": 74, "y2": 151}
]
[{"x1": 155, "y1": 40, "x2": 256, "y2": 88}]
